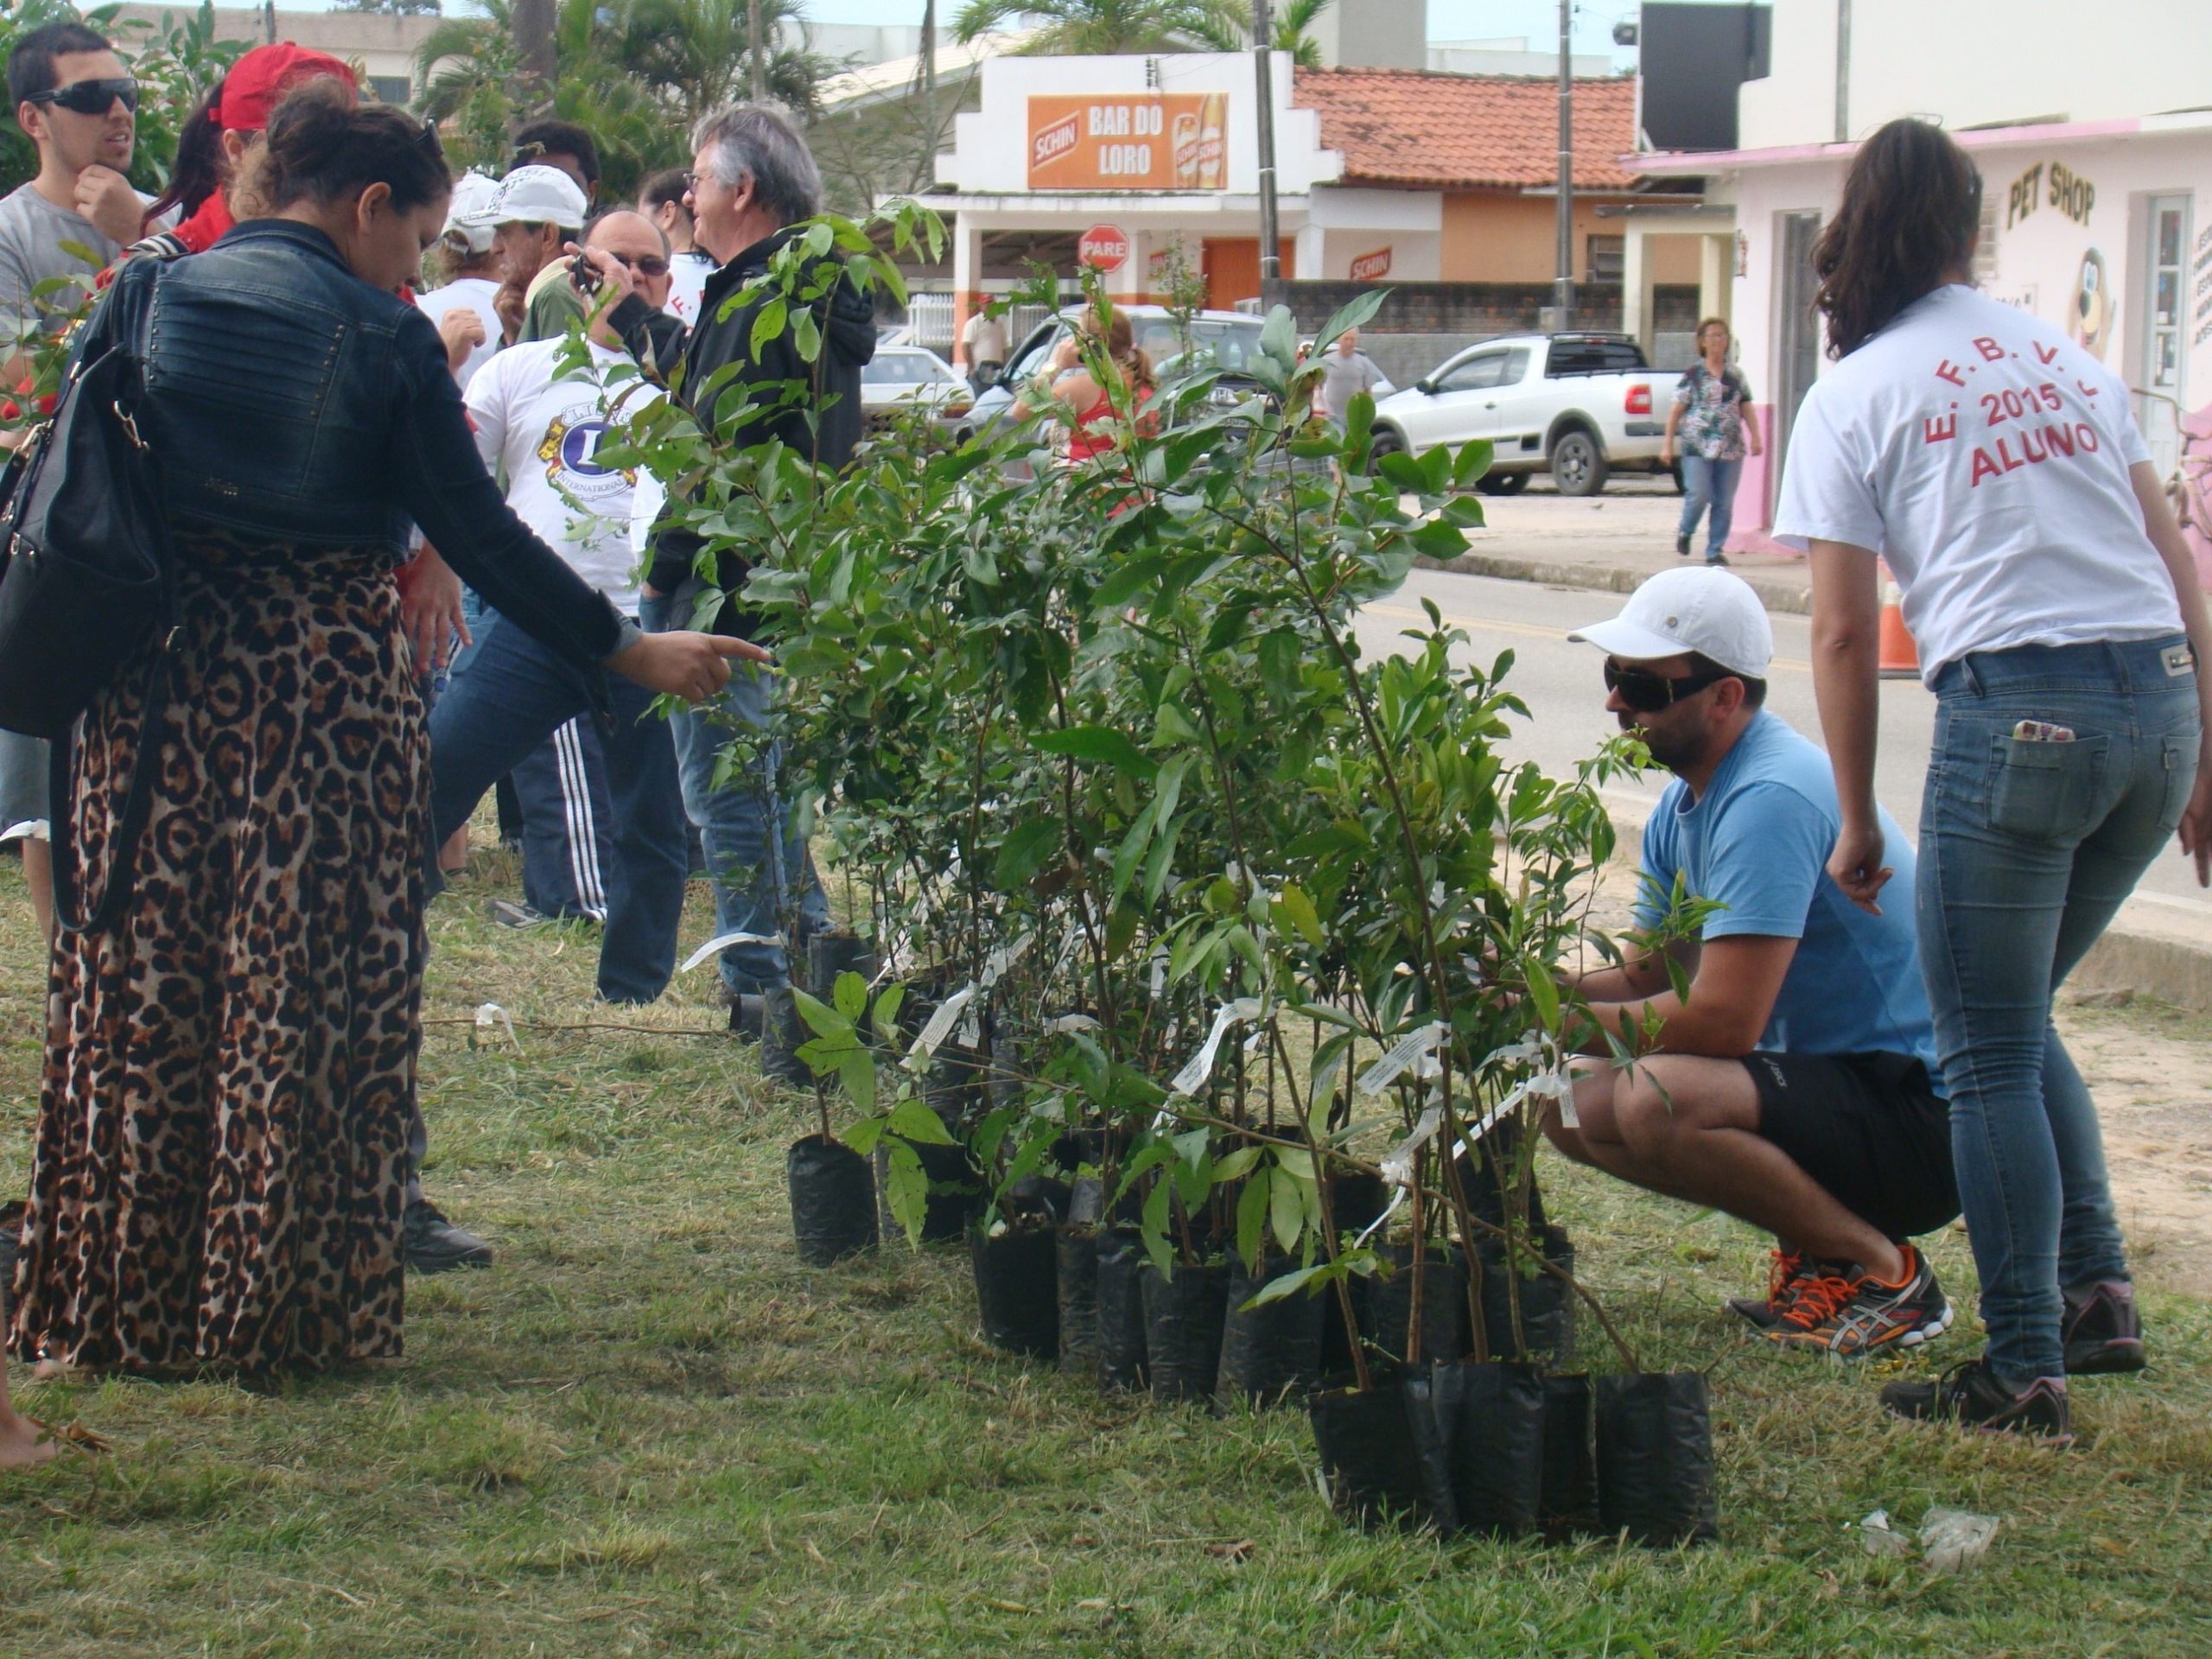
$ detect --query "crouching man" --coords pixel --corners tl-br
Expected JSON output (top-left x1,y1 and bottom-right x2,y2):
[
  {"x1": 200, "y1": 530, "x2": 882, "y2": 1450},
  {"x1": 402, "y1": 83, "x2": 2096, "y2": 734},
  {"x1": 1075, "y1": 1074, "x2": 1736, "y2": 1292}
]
[{"x1": 1541, "y1": 568, "x2": 1960, "y2": 1355}]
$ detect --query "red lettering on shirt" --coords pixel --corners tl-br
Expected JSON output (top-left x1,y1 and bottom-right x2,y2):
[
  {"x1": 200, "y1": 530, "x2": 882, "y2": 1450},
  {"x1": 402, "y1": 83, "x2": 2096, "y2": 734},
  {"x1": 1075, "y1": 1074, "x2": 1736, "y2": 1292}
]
[
  {"x1": 1974, "y1": 336, "x2": 2005, "y2": 361},
  {"x1": 2033, "y1": 340, "x2": 2062, "y2": 365},
  {"x1": 1934, "y1": 359, "x2": 1966, "y2": 387},
  {"x1": 1923, "y1": 412, "x2": 1958, "y2": 444},
  {"x1": 1967, "y1": 421, "x2": 2100, "y2": 486},
  {"x1": 2076, "y1": 378, "x2": 2101, "y2": 398},
  {"x1": 1970, "y1": 447, "x2": 2004, "y2": 486}
]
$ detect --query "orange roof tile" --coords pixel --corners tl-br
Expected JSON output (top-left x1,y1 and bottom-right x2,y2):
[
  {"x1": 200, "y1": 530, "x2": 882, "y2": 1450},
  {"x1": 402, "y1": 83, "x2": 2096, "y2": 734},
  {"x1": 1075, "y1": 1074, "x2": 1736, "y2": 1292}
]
[{"x1": 1294, "y1": 67, "x2": 1642, "y2": 192}]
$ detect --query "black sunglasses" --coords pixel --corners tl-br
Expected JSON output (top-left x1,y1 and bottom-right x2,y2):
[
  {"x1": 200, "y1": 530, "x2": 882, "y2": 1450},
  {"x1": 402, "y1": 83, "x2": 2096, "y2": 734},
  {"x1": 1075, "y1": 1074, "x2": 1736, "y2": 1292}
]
[
  {"x1": 1605, "y1": 659, "x2": 1736, "y2": 713},
  {"x1": 606, "y1": 250, "x2": 670, "y2": 278},
  {"x1": 30, "y1": 76, "x2": 138, "y2": 116}
]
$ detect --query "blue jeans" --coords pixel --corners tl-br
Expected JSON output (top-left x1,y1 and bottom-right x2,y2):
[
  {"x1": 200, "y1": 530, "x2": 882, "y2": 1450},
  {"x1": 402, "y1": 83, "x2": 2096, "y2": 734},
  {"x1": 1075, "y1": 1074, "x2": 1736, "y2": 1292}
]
[
  {"x1": 427, "y1": 610, "x2": 688, "y2": 1005},
  {"x1": 1677, "y1": 454, "x2": 1741, "y2": 558},
  {"x1": 1920, "y1": 636, "x2": 2200, "y2": 1382},
  {"x1": 639, "y1": 578, "x2": 827, "y2": 995}
]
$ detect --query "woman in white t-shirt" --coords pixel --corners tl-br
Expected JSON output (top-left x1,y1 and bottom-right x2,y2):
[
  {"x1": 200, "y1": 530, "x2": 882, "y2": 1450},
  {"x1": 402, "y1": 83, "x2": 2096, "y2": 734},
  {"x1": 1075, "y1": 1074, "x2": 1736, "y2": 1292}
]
[{"x1": 1777, "y1": 118, "x2": 2212, "y2": 1439}]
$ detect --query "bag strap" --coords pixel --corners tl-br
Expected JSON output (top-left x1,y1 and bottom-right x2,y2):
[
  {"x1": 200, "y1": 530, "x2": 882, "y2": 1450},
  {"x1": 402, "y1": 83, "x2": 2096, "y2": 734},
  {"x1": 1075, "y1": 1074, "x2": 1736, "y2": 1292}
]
[{"x1": 47, "y1": 341, "x2": 177, "y2": 938}]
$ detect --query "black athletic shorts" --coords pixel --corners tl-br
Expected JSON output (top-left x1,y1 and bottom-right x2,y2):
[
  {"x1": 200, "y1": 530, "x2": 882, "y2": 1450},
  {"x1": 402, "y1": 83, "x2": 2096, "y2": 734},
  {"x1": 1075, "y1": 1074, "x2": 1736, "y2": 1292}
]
[{"x1": 1744, "y1": 1050, "x2": 1961, "y2": 1242}]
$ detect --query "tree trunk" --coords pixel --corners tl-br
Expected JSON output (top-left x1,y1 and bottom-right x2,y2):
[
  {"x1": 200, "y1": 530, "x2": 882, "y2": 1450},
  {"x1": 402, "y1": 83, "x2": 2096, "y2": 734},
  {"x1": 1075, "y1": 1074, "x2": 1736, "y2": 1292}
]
[{"x1": 512, "y1": 0, "x2": 556, "y2": 110}]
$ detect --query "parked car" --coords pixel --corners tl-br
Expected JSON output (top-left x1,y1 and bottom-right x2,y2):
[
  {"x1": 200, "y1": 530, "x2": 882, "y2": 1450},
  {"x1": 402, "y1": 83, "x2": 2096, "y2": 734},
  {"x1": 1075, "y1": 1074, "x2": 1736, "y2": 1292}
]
[
  {"x1": 969, "y1": 305, "x2": 1271, "y2": 437},
  {"x1": 1370, "y1": 333, "x2": 1681, "y2": 496},
  {"x1": 861, "y1": 346, "x2": 973, "y2": 441}
]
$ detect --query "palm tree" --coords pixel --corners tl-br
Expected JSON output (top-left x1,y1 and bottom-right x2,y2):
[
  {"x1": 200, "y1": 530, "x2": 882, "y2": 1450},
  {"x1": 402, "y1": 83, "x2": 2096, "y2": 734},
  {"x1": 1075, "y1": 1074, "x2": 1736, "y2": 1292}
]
[
  {"x1": 950, "y1": 0, "x2": 1220, "y2": 54},
  {"x1": 1184, "y1": 0, "x2": 1333, "y2": 67},
  {"x1": 609, "y1": 0, "x2": 844, "y2": 124}
]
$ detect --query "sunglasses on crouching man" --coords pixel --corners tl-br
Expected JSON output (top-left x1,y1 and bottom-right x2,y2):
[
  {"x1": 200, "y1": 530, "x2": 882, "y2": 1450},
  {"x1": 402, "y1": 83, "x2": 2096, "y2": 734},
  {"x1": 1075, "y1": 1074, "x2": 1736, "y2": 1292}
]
[
  {"x1": 1604, "y1": 658, "x2": 1738, "y2": 713},
  {"x1": 29, "y1": 76, "x2": 139, "y2": 116}
]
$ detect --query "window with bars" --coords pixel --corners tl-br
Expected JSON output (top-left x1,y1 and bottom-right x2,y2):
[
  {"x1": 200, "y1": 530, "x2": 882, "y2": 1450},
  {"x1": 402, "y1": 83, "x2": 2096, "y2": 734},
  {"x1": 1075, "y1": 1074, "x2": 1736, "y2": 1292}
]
[{"x1": 1587, "y1": 234, "x2": 1626, "y2": 283}]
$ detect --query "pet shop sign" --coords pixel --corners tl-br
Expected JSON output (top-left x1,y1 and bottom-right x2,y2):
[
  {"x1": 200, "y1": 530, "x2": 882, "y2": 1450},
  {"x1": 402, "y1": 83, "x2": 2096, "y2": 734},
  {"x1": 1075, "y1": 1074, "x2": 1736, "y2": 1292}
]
[{"x1": 2005, "y1": 160, "x2": 2096, "y2": 230}]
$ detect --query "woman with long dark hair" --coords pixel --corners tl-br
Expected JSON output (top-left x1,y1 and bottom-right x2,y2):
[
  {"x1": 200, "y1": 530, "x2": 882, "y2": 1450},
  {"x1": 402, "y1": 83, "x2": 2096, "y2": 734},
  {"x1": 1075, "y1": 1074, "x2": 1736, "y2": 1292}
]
[
  {"x1": 1777, "y1": 118, "x2": 2212, "y2": 1438},
  {"x1": 7, "y1": 85, "x2": 754, "y2": 1377}
]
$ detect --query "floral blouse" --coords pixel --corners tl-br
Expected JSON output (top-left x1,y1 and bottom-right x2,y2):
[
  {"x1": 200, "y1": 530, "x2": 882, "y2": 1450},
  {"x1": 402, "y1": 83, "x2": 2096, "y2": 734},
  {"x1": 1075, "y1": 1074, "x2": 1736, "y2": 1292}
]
[{"x1": 1671, "y1": 361, "x2": 1754, "y2": 461}]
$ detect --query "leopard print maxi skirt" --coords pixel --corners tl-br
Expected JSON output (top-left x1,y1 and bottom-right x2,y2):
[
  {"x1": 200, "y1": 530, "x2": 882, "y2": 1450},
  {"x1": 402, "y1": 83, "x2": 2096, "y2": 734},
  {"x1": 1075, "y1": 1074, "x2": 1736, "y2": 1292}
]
[{"x1": 9, "y1": 531, "x2": 429, "y2": 1375}]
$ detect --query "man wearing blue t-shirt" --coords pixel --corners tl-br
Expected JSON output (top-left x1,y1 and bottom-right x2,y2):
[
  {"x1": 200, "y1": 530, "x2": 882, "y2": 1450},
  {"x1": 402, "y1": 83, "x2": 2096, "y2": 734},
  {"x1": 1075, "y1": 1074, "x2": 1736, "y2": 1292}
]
[{"x1": 1541, "y1": 567, "x2": 1960, "y2": 1357}]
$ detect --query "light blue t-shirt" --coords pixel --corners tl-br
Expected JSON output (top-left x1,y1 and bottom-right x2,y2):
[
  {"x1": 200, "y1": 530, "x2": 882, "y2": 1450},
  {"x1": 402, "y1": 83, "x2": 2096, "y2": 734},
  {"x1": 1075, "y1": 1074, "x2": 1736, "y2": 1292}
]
[{"x1": 1633, "y1": 710, "x2": 1942, "y2": 1078}]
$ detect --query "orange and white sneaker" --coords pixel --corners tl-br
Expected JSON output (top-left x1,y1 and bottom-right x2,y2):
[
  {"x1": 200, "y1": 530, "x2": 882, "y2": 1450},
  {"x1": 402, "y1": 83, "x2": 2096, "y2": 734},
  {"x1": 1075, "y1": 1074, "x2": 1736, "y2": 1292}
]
[
  {"x1": 1765, "y1": 1244, "x2": 1953, "y2": 1357},
  {"x1": 1726, "y1": 1248, "x2": 1814, "y2": 1331}
]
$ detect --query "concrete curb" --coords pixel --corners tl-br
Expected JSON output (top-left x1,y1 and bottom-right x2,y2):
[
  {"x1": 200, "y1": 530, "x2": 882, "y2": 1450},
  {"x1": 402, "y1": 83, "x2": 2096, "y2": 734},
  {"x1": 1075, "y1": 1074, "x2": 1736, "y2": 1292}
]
[{"x1": 1415, "y1": 550, "x2": 1815, "y2": 615}]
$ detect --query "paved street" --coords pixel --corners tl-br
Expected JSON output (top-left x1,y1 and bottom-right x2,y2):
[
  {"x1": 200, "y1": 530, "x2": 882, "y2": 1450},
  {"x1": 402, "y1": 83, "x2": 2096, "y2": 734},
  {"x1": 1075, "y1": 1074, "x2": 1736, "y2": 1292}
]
[{"x1": 1351, "y1": 566, "x2": 2212, "y2": 936}]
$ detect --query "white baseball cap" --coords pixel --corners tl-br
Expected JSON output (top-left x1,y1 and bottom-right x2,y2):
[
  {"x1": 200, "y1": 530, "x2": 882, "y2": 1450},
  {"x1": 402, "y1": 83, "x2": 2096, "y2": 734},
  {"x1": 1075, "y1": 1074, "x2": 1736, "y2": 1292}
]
[
  {"x1": 460, "y1": 163, "x2": 588, "y2": 232},
  {"x1": 1567, "y1": 565, "x2": 1773, "y2": 679},
  {"x1": 440, "y1": 169, "x2": 501, "y2": 253}
]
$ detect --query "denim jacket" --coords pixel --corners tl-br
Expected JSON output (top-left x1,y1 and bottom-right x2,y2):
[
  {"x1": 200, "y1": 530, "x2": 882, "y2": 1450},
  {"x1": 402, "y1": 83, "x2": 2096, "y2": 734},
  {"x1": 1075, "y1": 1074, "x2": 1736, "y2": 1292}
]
[{"x1": 77, "y1": 219, "x2": 624, "y2": 670}]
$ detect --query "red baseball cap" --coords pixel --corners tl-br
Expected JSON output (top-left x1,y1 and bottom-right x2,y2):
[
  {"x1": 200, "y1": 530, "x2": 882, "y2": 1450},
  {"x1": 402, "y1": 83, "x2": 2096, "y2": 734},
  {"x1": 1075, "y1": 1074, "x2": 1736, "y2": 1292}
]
[{"x1": 214, "y1": 42, "x2": 358, "y2": 134}]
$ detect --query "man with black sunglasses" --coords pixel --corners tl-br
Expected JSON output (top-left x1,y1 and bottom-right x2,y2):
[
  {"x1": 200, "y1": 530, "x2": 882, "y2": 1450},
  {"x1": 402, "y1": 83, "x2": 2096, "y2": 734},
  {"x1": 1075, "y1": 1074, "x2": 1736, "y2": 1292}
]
[
  {"x1": 0, "y1": 22, "x2": 160, "y2": 951},
  {"x1": 1541, "y1": 567, "x2": 1962, "y2": 1359}
]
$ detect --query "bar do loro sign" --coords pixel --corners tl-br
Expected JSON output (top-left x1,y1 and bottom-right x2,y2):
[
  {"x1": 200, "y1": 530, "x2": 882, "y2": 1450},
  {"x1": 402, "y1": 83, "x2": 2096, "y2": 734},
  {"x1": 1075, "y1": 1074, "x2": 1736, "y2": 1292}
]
[{"x1": 1027, "y1": 93, "x2": 1229, "y2": 191}]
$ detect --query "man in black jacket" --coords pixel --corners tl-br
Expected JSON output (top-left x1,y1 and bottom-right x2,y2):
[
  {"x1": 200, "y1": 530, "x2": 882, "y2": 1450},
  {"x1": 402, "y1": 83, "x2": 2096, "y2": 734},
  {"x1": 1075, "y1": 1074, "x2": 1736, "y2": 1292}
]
[{"x1": 575, "y1": 104, "x2": 875, "y2": 1060}]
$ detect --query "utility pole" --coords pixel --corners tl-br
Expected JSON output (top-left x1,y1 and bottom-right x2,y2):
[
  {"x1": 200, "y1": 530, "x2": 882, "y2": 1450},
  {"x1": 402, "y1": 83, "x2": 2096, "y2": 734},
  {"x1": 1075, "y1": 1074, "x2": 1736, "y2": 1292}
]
[
  {"x1": 1551, "y1": 0, "x2": 1574, "y2": 328},
  {"x1": 1834, "y1": 0, "x2": 1852, "y2": 143},
  {"x1": 921, "y1": 0, "x2": 938, "y2": 143},
  {"x1": 750, "y1": 0, "x2": 767, "y2": 101},
  {"x1": 1253, "y1": 0, "x2": 1281, "y2": 287}
]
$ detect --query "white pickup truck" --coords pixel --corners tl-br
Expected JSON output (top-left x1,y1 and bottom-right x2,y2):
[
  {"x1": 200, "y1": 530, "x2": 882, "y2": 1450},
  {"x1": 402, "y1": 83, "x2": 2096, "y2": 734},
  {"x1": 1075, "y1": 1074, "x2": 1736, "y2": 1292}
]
[{"x1": 1370, "y1": 333, "x2": 1682, "y2": 496}]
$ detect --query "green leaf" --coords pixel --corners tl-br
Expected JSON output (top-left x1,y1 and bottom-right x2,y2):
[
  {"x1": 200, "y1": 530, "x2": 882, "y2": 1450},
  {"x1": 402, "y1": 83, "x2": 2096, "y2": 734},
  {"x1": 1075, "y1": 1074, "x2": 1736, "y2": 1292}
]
[
  {"x1": 1271, "y1": 884, "x2": 1326, "y2": 949},
  {"x1": 994, "y1": 818, "x2": 1061, "y2": 890},
  {"x1": 789, "y1": 986, "x2": 850, "y2": 1042},
  {"x1": 1312, "y1": 287, "x2": 1389, "y2": 356},
  {"x1": 1214, "y1": 1146, "x2": 1263, "y2": 1183},
  {"x1": 1523, "y1": 955, "x2": 1560, "y2": 1033},
  {"x1": 885, "y1": 1141, "x2": 929, "y2": 1247},
  {"x1": 871, "y1": 983, "x2": 907, "y2": 1046},
  {"x1": 1245, "y1": 1262, "x2": 1325, "y2": 1307},
  {"x1": 832, "y1": 969, "x2": 868, "y2": 1021},
  {"x1": 1259, "y1": 302, "x2": 1299, "y2": 371},
  {"x1": 749, "y1": 296, "x2": 789, "y2": 359},
  {"x1": 1268, "y1": 1167, "x2": 1305, "y2": 1255},
  {"x1": 838, "y1": 1049, "x2": 875, "y2": 1114},
  {"x1": 887, "y1": 1096, "x2": 957, "y2": 1147},
  {"x1": 1451, "y1": 437, "x2": 1497, "y2": 489},
  {"x1": 1236, "y1": 1172, "x2": 1268, "y2": 1270},
  {"x1": 1377, "y1": 451, "x2": 1428, "y2": 493},
  {"x1": 1409, "y1": 518, "x2": 1471, "y2": 560},
  {"x1": 1092, "y1": 553, "x2": 1166, "y2": 609},
  {"x1": 791, "y1": 303, "x2": 822, "y2": 364},
  {"x1": 1033, "y1": 724, "x2": 1159, "y2": 779}
]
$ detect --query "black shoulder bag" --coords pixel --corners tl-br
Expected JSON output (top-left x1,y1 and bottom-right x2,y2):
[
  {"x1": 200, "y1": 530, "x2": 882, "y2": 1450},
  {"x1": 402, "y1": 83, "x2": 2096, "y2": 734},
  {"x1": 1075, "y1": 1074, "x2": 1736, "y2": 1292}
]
[{"x1": 0, "y1": 336, "x2": 180, "y2": 933}]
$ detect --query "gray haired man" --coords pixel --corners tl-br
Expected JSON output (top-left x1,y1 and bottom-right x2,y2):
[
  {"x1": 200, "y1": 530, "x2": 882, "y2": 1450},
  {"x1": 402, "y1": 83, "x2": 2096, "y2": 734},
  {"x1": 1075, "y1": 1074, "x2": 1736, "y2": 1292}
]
[{"x1": 578, "y1": 105, "x2": 878, "y2": 1068}]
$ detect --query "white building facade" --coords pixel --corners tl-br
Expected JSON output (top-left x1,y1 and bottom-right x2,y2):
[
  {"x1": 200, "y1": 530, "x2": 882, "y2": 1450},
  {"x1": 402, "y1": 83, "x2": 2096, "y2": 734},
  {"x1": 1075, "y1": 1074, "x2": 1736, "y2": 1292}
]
[{"x1": 1635, "y1": 0, "x2": 2212, "y2": 554}]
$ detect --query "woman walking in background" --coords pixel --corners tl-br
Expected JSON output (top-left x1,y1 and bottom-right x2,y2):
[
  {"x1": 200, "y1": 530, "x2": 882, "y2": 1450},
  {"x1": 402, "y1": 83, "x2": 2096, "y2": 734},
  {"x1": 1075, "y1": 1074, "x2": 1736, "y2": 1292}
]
[
  {"x1": 1777, "y1": 118, "x2": 2212, "y2": 1439},
  {"x1": 8, "y1": 86, "x2": 753, "y2": 1378},
  {"x1": 1662, "y1": 316, "x2": 1760, "y2": 566}
]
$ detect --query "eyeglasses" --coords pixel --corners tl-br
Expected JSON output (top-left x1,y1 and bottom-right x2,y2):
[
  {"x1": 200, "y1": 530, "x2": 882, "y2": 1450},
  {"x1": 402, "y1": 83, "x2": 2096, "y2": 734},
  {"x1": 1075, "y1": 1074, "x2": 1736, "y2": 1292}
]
[
  {"x1": 1604, "y1": 659, "x2": 1737, "y2": 713},
  {"x1": 30, "y1": 77, "x2": 138, "y2": 116},
  {"x1": 605, "y1": 251, "x2": 670, "y2": 277}
]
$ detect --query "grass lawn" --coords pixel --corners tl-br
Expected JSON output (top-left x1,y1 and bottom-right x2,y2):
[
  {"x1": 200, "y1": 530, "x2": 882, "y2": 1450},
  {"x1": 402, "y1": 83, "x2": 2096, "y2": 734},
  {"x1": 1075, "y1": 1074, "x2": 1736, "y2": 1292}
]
[{"x1": 3, "y1": 844, "x2": 2210, "y2": 1657}]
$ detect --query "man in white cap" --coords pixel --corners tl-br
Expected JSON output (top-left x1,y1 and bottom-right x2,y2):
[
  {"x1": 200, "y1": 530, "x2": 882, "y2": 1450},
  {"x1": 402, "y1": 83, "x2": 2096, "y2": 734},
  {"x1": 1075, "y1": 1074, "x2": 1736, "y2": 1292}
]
[
  {"x1": 457, "y1": 160, "x2": 589, "y2": 346},
  {"x1": 1541, "y1": 566, "x2": 1960, "y2": 1357},
  {"x1": 416, "y1": 168, "x2": 504, "y2": 390}
]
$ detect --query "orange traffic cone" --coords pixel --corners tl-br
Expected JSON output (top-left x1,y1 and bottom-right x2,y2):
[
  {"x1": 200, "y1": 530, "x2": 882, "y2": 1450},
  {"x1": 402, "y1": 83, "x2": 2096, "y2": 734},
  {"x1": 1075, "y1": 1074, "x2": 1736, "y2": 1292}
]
[{"x1": 1877, "y1": 560, "x2": 1919, "y2": 679}]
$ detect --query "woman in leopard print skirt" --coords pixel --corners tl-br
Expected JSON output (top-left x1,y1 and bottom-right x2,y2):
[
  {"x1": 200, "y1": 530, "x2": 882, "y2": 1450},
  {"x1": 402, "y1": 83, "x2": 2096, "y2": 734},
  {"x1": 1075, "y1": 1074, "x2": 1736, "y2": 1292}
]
[{"x1": 7, "y1": 87, "x2": 754, "y2": 1378}]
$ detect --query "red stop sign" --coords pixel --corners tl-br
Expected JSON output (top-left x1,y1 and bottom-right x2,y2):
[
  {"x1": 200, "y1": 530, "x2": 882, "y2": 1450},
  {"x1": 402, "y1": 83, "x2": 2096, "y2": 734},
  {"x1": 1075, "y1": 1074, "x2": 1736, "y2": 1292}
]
[{"x1": 1077, "y1": 223, "x2": 1131, "y2": 273}]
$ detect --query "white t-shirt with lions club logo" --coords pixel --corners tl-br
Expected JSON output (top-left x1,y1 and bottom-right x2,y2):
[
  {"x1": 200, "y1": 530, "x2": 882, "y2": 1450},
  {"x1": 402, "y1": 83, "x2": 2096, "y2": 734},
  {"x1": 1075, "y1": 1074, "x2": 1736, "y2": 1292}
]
[
  {"x1": 1773, "y1": 284, "x2": 2181, "y2": 682},
  {"x1": 464, "y1": 337, "x2": 653, "y2": 613}
]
